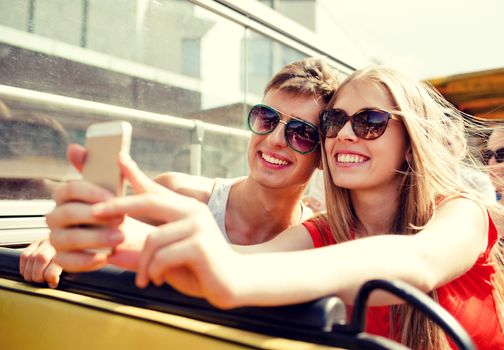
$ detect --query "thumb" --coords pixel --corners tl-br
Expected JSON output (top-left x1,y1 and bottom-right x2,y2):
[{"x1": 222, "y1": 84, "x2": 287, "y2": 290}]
[
  {"x1": 108, "y1": 247, "x2": 141, "y2": 271},
  {"x1": 119, "y1": 153, "x2": 167, "y2": 195},
  {"x1": 68, "y1": 143, "x2": 87, "y2": 173}
]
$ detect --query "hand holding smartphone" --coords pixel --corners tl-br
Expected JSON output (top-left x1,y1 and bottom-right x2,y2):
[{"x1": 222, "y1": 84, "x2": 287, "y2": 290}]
[{"x1": 81, "y1": 121, "x2": 132, "y2": 255}]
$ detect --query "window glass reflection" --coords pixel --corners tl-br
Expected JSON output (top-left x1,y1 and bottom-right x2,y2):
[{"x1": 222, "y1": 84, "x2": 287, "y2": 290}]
[{"x1": 0, "y1": 0, "x2": 310, "y2": 200}]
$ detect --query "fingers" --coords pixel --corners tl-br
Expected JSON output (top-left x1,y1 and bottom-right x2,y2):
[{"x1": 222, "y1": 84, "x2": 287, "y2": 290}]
[
  {"x1": 53, "y1": 251, "x2": 108, "y2": 272},
  {"x1": 30, "y1": 241, "x2": 57, "y2": 283},
  {"x1": 20, "y1": 240, "x2": 62, "y2": 288},
  {"x1": 107, "y1": 246, "x2": 142, "y2": 271},
  {"x1": 146, "y1": 239, "x2": 196, "y2": 287},
  {"x1": 119, "y1": 154, "x2": 168, "y2": 195},
  {"x1": 44, "y1": 262, "x2": 63, "y2": 288},
  {"x1": 92, "y1": 192, "x2": 200, "y2": 224},
  {"x1": 19, "y1": 240, "x2": 40, "y2": 276},
  {"x1": 119, "y1": 154, "x2": 154, "y2": 194},
  {"x1": 67, "y1": 143, "x2": 87, "y2": 173},
  {"x1": 52, "y1": 180, "x2": 114, "y2": 206},
  {"x1": 105, "y1": 217, "x2": 153, "y2": 270},
  {"x1": 49, "y1": 226, "x2": 123, "y2": 273},
  {"x1": 46, "y1": 202, "x2": 123, "y2": 230},
  {"x1": 135, "y1": 219, "x2": 196, "y2": 288},
  {"x1": 50, "y1": 227, "x2": 124, "y2": 252},
  {"x1": 92, "y1": 194, "x2": 168, "y2": 222}
]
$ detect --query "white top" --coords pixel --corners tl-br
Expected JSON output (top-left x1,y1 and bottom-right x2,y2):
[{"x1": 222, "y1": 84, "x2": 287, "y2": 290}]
[
  {"x1": 207, "y1": 177, "x2": 243, "y2": 242},
  {"x1": 207, "y1": 177, "x2": 312, "y2": 242}
]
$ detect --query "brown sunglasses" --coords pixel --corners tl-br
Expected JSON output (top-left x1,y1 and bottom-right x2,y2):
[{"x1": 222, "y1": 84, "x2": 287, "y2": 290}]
[{"x1": 320, "y1": 108, "x2": 401, "y2": 140}]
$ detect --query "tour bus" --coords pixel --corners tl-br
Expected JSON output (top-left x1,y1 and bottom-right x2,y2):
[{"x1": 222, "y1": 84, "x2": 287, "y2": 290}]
[
  {"x1": 429, "y1": 68, "x2": 504, "y2": 122},
  {"x1": 0, "y1": 1, "x2": 475, "y2": 349},
  {"x1": 429, "y1": 68, "x2": 504, "y2": 155}
]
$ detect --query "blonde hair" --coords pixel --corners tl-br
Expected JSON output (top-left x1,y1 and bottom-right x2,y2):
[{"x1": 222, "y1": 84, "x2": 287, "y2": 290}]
[
  {"x1": 265, "y1": 57, "x2": 339, "y2": 104},
  {"x1": 318, "y1": 66, "x2": 504, "y2": 349}
]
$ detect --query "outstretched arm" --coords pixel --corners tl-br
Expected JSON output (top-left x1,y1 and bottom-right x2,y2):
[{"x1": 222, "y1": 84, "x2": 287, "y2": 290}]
[
  {"x1": 227, "y1": 197, "x2": 488, "y2": 307},
  {"x1": 154, "y1": 172, "x2": 215, "y2": 204},
  {"x1": 231, "y1": 224, "x2": 314, "y2": 253},
  {"x1": 93, "y1": 158, "x2": 489, "y2": 308}
]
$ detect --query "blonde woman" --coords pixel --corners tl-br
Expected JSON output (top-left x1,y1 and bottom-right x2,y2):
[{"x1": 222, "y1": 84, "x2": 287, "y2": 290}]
[{"x1": 49, "y1": 66, "x2": 504, "y2": 349}]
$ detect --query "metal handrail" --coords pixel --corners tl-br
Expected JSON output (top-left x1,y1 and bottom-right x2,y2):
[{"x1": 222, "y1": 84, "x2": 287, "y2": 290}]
[
  {"x1": 0, "y1": 84, "x2": 251, "y2": 139},
  {"x1": 0, "y1": 84, "x2": 251, "y2": 176}
]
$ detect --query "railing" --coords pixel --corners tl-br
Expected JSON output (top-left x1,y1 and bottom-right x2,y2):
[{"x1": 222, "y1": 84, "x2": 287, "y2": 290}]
[
  {"x1": 0, "y1": 84, "x2": 251, "y2": 177},
  {"x1": 0, "y1": 84, "x2": 252, "y2": 240}
]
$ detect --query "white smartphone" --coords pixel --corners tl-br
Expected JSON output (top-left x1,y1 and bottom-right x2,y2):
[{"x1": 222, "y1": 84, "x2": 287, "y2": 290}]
[
  {"x1": 82, "y1": 121, "x2": 132, "y2": 255},
  {"x1": 82, "y1": 121, "x2": 132, "y2": 196}
]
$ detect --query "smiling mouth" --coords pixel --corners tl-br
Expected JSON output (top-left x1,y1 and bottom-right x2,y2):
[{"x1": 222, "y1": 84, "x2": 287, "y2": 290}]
[
  {"x1": 260, "y1": 152, "x2": 289, "y2": 166},
  {"x1": 336, "y1": 153, "x2": 368, "y2": 164}
]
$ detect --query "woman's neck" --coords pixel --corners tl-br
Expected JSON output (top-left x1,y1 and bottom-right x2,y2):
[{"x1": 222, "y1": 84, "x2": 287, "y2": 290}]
[{"x1": 350, "y1": 186, "x2": 401, "y2": 237}]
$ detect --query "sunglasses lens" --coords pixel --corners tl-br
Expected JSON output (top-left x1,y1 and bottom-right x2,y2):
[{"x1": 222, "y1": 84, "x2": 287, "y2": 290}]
[
  {"x1": 482, "y1": 150, "x2": 494, "y2": 164},
  {"x1": 495, "y1": 148, "x2": 504, "y2": 163},
  {"x1": 286, "y1": 120, "x2": 319, "y2": 153},
  {"x1": 485, "y1": 148, "x2": 504, "y2": 164},
  {"x1": 353, "y1": 110, "x2": 390, "y2": 140},
  {"x1": 321, "y1": 110, "x2": 348, "y2": 138},
  {"x1": 248, "y1": 105, "x2": 279, "y2": 134}
]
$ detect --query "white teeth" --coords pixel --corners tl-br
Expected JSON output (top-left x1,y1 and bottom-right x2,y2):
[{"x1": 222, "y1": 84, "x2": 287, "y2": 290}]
[
  {"x1": 262, "y1": 153, "x2": 288, "y2": 165},
  {"x1": 337, "y1": 153, "x2": 366, "y2": 163}
]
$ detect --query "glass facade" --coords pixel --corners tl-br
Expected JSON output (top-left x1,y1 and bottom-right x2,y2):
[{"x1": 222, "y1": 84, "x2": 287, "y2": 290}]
[{"x1": 0, "y1": 0, "x2": 355, "y2": 205}]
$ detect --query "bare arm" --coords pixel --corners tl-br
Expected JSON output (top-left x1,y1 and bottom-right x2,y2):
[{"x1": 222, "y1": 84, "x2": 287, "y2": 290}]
[
  {"x1": 89, "y1": 158, "x2": 490, "y2": 309},
  {"x1": 154, "y1": 172, "x2": 214, "y2": 204},
  {"x1": 232, "y1": 197, "x2": 488, "y2": 307},
  {"x1": 232, "y1": 224, "x2": 314, "y2": 253}
]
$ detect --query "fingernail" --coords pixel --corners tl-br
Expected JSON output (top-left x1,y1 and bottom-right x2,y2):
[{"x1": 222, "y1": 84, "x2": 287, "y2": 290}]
[
  {"x1": 108, "y1": 231, "x2": 124, "y2": 244},
  {"x1": 153, "y1": 277, "x2": 163, "y2": 287},
  {"x1": 135, "y1": 275, "x2": 147, "y2": 289},
  {"x1": 109, "y1": 217, "x2": 124, "y2": 226}
]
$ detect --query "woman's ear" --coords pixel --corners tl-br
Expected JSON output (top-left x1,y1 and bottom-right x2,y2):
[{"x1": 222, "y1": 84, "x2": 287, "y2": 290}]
[{"x1": 405, "y1": 147, "x2": 413, "y2": 168}]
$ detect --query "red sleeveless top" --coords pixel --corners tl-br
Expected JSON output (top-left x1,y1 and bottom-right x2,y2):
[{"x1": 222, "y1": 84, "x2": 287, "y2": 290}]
[{"x1": 302, "y1": 215, "x2": 504, "y2": 349}]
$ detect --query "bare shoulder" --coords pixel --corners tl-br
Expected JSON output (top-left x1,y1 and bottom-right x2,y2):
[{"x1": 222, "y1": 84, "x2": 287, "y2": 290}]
[
  {"x1": 154, "y1": 172, "x2": 215, "y2": 204},
  {"x1": 436, "y1": 196, "x2": 487, "y2": 218},
  {"x1": 421, "y1": 196, "x2": 488, "y2": 253}
]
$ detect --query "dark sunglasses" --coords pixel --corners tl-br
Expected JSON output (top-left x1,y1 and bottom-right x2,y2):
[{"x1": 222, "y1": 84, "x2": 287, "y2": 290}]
[
  {"x1": 482, "y1": 147, "x2": 504, "y2": 164},
  {"x1": 248, "y1": 104, "x2": 320, "y2": 154},
  {"x1": 319, "y1": 108, "x2": 401, "y2": 140}
]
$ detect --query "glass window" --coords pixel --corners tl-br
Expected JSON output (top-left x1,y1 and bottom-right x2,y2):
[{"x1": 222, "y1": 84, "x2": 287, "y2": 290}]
[
  {"x1": 182, "y1": 38, "x2": 201, "y2": 78},
  {"x1": 257, "y1": 0, "x2": 317, "y2": 32},
  {"x1": 0, "y1": 0, "x2": 323, "y2": 204},
  {"x1": 244, "y1": 29, "x2": 307, "y2": 101},
  {"x1": 0, "y1": 0, "x2": 255, "y2": 200}
]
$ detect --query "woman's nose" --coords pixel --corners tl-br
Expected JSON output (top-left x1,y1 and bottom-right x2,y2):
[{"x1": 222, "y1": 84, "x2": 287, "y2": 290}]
[{"x1": 336, "y1": 120, "x2": 358, "y2": 142}]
